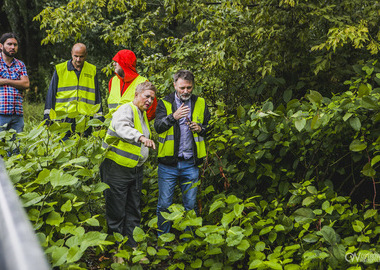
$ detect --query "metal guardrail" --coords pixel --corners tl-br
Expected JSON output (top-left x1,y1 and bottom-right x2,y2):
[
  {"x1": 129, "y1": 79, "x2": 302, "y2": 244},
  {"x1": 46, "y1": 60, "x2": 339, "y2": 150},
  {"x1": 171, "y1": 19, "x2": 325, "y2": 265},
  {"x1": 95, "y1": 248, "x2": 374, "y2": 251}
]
[{"x1": 0, "y1": 159, "x2": 50, "y2": 270}]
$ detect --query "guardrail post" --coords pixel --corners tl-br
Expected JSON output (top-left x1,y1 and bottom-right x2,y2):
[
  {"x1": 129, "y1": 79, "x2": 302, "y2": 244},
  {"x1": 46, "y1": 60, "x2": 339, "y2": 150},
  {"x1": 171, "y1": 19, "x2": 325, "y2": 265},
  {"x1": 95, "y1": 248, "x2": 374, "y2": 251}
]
[{"x1": 0, "y1": 159, "x2": 50, "y2": 270}]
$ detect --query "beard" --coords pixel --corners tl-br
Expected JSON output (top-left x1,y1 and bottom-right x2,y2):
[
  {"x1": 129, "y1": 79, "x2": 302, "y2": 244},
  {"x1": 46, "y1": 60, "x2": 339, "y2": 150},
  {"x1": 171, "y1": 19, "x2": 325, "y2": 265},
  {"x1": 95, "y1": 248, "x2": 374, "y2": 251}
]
[
  {"x1": 2, "y1": 48, "x2": 16, "y2": 57},
  {"x1": 116, "y1": 68, "x2": 125, "y2": 77},
  {"x1": 178, "y1": 92, "x2": 192, "y2": 101}
]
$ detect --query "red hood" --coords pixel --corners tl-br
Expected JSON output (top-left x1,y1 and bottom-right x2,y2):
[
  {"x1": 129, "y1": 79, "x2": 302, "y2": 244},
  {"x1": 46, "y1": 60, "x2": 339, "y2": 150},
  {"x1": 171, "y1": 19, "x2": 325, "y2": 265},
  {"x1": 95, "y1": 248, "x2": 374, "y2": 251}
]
[{"x1": 113, "y1": 50, "x2": 139, "y2": 82}]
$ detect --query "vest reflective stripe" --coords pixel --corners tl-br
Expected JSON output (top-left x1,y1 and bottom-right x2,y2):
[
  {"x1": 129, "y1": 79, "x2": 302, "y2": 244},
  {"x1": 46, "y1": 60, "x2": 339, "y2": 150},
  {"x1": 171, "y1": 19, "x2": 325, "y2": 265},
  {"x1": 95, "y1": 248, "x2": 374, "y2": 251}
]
[
  {"x1": 157, "y1": 135, "x2": 174, "y2": 144},
  {"x1": 157, "y1": 97, "x2": 207, "y2": 159},
  {"x1": 157, "y1": 100, "x2": 175, "y2": 158},
  {"x1": 108, "y1": 75, "x2": 148, "y2": 110},
  {"x1": 55, "y1": 61, "x2": 97, "y2": 117},
  {"x1": 103, "y1": 102, "x2": 150, "y2": 168},
  {"x1": 192, "y1": 98, "x2": 206, "y2": 159},
  {"x1": 102, "y1": 142, "x2": 140, "y2": 161}
]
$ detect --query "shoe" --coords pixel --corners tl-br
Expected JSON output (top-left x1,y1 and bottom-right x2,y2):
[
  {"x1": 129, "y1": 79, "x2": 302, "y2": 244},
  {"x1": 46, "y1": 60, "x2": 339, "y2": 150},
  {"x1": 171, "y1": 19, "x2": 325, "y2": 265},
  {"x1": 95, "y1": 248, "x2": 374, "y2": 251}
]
[{"x1": 113, "y1": 255, "x2": 124, "y2": 264}]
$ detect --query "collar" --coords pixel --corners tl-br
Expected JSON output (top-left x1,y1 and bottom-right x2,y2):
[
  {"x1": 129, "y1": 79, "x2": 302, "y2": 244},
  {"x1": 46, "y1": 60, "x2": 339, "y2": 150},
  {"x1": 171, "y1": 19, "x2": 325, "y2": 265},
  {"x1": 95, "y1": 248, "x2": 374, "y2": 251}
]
[
  {"x1": 0, "y1": 54, "x2": 16, "y2": 67},
  {"x1": 67, "y1": 60, "x2": 83, "y2": 72}
]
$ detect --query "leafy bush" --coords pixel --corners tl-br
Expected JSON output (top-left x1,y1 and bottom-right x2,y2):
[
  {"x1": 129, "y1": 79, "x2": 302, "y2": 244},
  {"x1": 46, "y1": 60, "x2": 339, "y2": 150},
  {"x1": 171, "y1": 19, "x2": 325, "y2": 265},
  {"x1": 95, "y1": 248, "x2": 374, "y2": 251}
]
[{"x1": 2, "y1": 63, "x2": 380, "y2": 269}]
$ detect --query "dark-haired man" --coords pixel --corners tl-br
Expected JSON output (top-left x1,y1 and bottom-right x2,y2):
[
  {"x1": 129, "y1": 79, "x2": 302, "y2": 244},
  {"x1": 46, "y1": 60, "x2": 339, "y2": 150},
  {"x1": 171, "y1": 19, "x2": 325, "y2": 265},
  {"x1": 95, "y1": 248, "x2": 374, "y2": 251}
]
[
  {"x1": 0, "y1": 32, "x2": 29, "y2": 133},
  {"x1": 154, "y1": 69, "x2": 210, "y2": 237}
]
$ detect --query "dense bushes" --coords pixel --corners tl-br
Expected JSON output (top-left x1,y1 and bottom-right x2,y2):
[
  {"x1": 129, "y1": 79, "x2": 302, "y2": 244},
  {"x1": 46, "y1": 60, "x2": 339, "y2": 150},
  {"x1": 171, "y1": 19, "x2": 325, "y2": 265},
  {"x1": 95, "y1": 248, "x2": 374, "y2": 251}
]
[{"x1": 2, "y1": 64, "x2": 380, "y2": 268}]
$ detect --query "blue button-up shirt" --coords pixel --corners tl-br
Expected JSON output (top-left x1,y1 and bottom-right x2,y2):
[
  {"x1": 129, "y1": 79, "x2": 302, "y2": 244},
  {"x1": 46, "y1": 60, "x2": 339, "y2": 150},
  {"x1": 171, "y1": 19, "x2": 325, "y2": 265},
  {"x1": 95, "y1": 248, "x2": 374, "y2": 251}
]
[{"x1": 175, "y1": 93, "x2": 193, "y2": 159}]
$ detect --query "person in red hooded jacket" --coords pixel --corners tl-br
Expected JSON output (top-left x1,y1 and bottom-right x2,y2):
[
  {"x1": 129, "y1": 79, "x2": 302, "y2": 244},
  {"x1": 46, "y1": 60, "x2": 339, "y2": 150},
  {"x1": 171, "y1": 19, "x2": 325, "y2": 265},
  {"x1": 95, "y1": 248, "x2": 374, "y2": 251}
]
[{"x1": 108, "y1": 50, "x2": 157, "y2": 121}]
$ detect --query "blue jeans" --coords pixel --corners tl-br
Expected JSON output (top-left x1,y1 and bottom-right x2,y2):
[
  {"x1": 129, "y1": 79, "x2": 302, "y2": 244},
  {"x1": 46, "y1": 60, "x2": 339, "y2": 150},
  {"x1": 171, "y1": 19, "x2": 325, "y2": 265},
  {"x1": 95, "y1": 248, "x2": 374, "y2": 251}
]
[
  {"x1": 0, "y1": 114, "x2": 24, "y2": 133},
  {"x1": 157, "y1": 159, "x2": 199, "y2": 236},
  {"x1": 0, "y1": 114, "x2": 23, "y2": 156}
]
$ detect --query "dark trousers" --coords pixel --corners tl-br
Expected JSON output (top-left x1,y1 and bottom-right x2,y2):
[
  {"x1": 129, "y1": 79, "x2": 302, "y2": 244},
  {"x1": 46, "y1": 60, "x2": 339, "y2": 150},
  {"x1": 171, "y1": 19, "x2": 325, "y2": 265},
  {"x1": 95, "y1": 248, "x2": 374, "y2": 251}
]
[{"x1": 100, "y1": 158, "x2": 143, "y2": 247}]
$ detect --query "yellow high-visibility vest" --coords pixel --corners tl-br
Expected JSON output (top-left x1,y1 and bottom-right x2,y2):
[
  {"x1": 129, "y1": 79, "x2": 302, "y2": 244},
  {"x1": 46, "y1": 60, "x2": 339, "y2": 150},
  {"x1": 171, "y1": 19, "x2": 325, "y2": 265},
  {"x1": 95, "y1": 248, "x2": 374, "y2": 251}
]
[
  {"x1": 158, "y1": 97, "x2": 206, "y2": 159},
  {"x1": 102, "y1": 102, "x2": 150, "y2": 168},
  {"x1": 107, "y1": 75, "x2": 148, "y2": 110},
  {"x1": 55, "y1": 61, "x2": 97, "y2": 117}
]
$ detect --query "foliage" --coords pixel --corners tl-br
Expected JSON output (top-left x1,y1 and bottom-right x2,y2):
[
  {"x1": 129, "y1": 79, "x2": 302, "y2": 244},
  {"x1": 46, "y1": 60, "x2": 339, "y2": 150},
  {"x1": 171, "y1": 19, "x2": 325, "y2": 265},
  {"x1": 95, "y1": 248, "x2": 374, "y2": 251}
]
[
  {"x1": 2, "y1": 62, "x2": 380, "y2": 269},
  {"x1": 33, "y1": 0, "x2": 380, "y2": 108}
]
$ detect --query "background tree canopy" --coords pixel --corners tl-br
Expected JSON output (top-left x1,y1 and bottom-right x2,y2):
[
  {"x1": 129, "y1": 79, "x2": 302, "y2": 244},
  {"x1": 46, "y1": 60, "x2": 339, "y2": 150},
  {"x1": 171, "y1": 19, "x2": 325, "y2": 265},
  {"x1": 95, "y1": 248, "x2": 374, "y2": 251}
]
[{"x1": 2, "y1": 0, "x2": 379, "y2": 107}]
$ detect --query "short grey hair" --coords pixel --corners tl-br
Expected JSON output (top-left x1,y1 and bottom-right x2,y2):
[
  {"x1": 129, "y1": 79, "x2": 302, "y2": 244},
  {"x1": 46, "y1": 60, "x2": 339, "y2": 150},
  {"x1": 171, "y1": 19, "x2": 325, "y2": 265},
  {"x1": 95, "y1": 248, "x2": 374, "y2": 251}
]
[
  {"x1": 135, "y1": 81, "x2": 157, "y2": 95},
  {"x1": 173, "y1": 70, "x2": 194, "y2": 84}
]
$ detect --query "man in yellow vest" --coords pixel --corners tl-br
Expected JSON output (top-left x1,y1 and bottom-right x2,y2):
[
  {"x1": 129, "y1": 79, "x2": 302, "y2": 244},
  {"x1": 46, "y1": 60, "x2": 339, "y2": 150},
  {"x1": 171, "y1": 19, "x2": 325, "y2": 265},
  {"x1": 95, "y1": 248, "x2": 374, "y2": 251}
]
[
  {"x1": 108, "y1": 49, "x2": 157, "y2": 120},
  {"x1": 154, "y1": 70, "x2": 210, "y2": 238},
  {"x1": 101, "y1": 81, "x2": 156, "y2": 249},
  {"x1": 44, "y1": 43, "x2": 103, "y2": 137}
]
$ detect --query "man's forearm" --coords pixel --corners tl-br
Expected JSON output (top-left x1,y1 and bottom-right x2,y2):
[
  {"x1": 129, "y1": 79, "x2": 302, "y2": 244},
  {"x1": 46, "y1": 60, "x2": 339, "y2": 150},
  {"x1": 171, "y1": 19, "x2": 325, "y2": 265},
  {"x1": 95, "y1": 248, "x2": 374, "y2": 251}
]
[{"x1": 0, "y1": 76, "x2": 30, "y2": 90}]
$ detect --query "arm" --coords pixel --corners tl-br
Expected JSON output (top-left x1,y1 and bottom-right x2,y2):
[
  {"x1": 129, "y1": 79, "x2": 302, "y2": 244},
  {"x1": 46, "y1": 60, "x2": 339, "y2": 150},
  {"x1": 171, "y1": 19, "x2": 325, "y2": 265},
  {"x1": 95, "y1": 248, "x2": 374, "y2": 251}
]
[
  {"x1": 0, "y1": 75, "x2": 29, "y2": 90},
  {"x1": 113, "y1": 104, "x2": 155, "y2": 149},
  {"x1": 188, "y1": 102, "x2": 211, "y2": 137},
  {"x1": 94, "y1": 73, "x2": 104, "y2": 120},
  {"x1": 154, "y1": 99, "x2": 176, "y2": 134},
  {"x1": 43, "y1": 71, "x2": 58, "y2": 120},
  {"x1": 112, "y1": 104, "x2": 144, "y2": 143}
]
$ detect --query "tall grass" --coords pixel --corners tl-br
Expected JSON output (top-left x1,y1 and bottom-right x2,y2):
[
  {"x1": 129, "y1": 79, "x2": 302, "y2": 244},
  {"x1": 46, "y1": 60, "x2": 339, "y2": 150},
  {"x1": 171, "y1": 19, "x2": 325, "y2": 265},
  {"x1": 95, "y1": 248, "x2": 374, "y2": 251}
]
[{"x1": 23, "y1": 102, "x2": 45, "y2": 131}]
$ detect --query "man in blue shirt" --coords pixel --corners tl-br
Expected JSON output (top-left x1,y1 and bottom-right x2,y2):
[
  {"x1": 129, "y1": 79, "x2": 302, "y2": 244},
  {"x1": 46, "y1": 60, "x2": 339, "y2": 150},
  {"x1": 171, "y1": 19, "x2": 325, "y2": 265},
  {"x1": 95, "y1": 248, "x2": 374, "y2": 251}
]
[{"x1": 154, "y1": 70, "x2": 211, "y2": 238}]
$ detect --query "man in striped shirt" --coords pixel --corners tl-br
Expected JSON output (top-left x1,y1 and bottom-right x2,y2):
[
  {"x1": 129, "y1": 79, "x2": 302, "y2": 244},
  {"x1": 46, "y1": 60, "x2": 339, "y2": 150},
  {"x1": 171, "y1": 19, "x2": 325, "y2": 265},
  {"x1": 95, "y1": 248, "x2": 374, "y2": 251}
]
[{"x1": 0, "y1": 32, "x2": 29, "y2": 133}]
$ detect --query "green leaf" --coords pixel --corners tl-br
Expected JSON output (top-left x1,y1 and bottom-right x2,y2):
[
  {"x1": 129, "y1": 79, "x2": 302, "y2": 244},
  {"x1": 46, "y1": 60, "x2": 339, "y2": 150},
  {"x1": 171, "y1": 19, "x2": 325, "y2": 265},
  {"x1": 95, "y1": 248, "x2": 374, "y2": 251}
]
[
  {"x1": 85, "y1": 217, "x2": 99, "y2": 227},
  {"x1": 226, "y1": 226, "x2": 245, "y2": 246},
  {"x1": 302, "y1": 197, "x2": 315, "y2": 206},
  {"x1": 264, "y1": 261, "x2": 282, "y2": 270},
  {"x1": 133, "y1": 227, "x2": 146, "y2": 242},
  {"x1": 249, "y1": 259, "x2": 263, "y2": 269},
  {"x1": 48, "y1": 169, "x2": 78, "y2": 188},
  {"x1": 343, "y1": 112, "x2": 352, "y2": 122},
  {"x1": 21, "y1": 192, "x2": 44, "y2": 207},
  {"x1": 209, "y1": 200, "x2": 225, "y2": 214},
  {"x1": 293, "y1": 208, "x2": 315, "y2": 224},
  {"x1": 371, "y1": 155, "x2": 380, "y2": 167},
  {"x1": 352, "y1": 220, "x2": 365, "y2": 232},
  {"x1": 255, "y1": 241, "x2": 265, "y2": 252},
  {"x1": 147, "y1": 246, "x2": 157, "y2": 256},
  {"x1": 91, "y1": 182, "x2": 109, "y2": 193},
  {"x1": 191, "y1": 259, "x2": 203, "y2": 268},
  {"x1": 349, "y1": 140, "x2": 367, "y2": 152},
  {"x1": 221, "y1": 211, "x2": 235, "y2": 228},
  {"x1": 349, "y1": 117, "x2": 361, "y2": 131},
  {"x1": 61, "y1": 200, "x2": 72, "y2": 212},
  {"x1": 320, "y1": 226, "x2": 337, "y2": 245},
  {"x1": 51, "y1": 246, "x2": 68, "y2": 267},
  {"x1": 362, "y1": 163, "x2": 376, "y2": 177},
  {"x1": 237, "y1": 239, "x2": 250, "y2": 251},
  {"x1": 364, "y1": 209, "x2": 377, "y2": 219},
  {"x1": 295, "y1": 118, "x2": 306, "y2": 132},
  {"x1": 307, "y1": 90, "x2": 323, "y2": 104},
  {"x1": 46, "y1": 211, "x2": 64, "y2": 226},
  {"x1": 66, "y1": 246, "x2": 84, "y2": 263},
  {"x1": 159, "y1": 233, "x2": 175, "y2": 243},
  {"x1": 284, "y1": 264, "x2": 301, "y2": 270},
  {"x1": 205, "y1": 233, "x2": 224, "y2": 245},
  {"x1": 237, "y1": 105, "x2": 246, "y2": 119},
  {"x1": 234, "y1": 203, "x2": 244, "y2": 217},
  {"x1": 259, "y1": 226, "x2": 273, "y2": 236},
  {"x1": 303, "y1": 233, "x2": 319, "y2": 243},
  {"x1": 80, "y1": 231, "x2": 108, "y2": 250}
]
